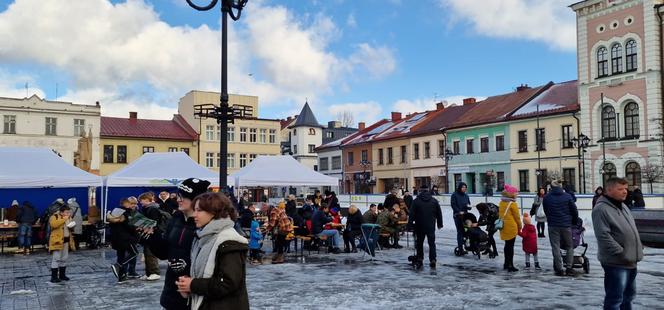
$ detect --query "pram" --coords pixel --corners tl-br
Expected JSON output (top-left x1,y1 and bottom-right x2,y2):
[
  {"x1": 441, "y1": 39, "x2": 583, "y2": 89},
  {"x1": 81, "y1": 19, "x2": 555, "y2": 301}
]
[
  {"x1": 454, "y1": 213, "x2": 492, "y2": 259},
  {"x1": 562, "y1": 218, "x2": 590, "y2": 274}
]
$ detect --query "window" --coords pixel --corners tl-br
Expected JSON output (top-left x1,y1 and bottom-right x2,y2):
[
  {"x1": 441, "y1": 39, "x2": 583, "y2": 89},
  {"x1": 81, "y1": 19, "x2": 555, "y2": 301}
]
[
  {"x1": 142, "y1": 146, "x2": 154, "y2": 153},
  {"x1": 206, "y1": 125, "x2": 215, "y2": 141},
  {"x1": 625, "y1": 40, "x2": 637, "y2": 72},
  {"x1": 466, "y1": 139, "x2": 474, "y2": 154},
  {"x1": 325, "y1": 132, "x2": 333, "y2": 139},
  {"x1": 536, "y1": 169, "x2": 547, "y2": 189},
  {"x1": 602, "y1": 162, "x2": 617, "y2": 186},
  {"x1": 480, "y1": 137, "x2": 489, "y2": 153},
  {"x1": 454, "y1": 174, "x2": 462, "y2": 190},
  {"x1": 293, "y1": 129, "x2": 297, "y2": 136},
  {"x1": 103, "y1": 145, "x2": 114, "y2": 163},
  {"x1": 45, "y1": 117, "x2": 57, "y2": 135},
  {"x1": 611, "y1": 43, "x2": 623, "y2": 74},
  {"x1": 361, "y1": 150, "x2": 368, "y2": 162},
  {"x1": 249, "y1": 128, "x2": 257, "y2": 143},
  {"x1": 227, "y1": 127, "x2": 235, "y2": 142},
  {"x1": 74, "y1": 119, "x2": 85, "y2": 136},
  {"x1": 217, "y1": 125, "x2": 221, "y2": 141},
  {"x1": 117, "y1": 145, "x2": 127, "y2": 163},
  {"x1": 453, "y1": 141, "x2": 460, "y2": 154},
  {"x1": 563, "y1": 168, "x2": 576, "y2": 192},
  {"x1": 413, "y1": 143, "x2": 420, "y2": 160},
  {"x1": 438, "y1": 140, "x2": 445, "y2": 157},
  {"x1": 205, "y1": 152, "x2": 214, "y2": 168},
  {"x1": 180, "y1": 148, "x2": 189, "y2": 155},
  {"x1": 168, "y1": 147, "x2": 178, "y2": 152},
  {"x1": 424, "y1": 142, "x2": 431, "y2": 158},
  {"x1": 320, "y1": 157, "x2": 329, "y2": 171},
  {"x1": 309, "y1": 128, "x2": 316, "y2": 135},
  {"x1": 259, "y1": 129, "x2": 266, "y2": 143},
  {"x1": 269, "y1": 129, "x2": 276, "y2": 143},
  {"x1": 227, "y1": 153, "x2": 235, "y2": 168},
  {"x1": 378, "y1": 149, "x2": 384, "y2": 165},
  {"x1": 249, "y1": 154, "x2": 257, "y2": 162},
  {"x1": 519, "y1": 170, "x2": 529, "y2": 192},
  {"x1": 347, "y1": 152, "x2": 354, "y2": 166},
  {"x1": 240, "y1": 154, "x2": 247, "y2": 168},
  {"x1": 400, "y1": 145, "x2": 406, "y2": 164},
  {"x1": 625, "y1": 162, "x2": 642, "y2": 189},
  {"x1": 240, "y1": 127, "x2": 247, "y2": 142},
  {"x1": 602, "y1": 106, "x2": 617, "y2": 139},
  {"x1": 308, "y1": 144, "x2": 316, "y2": 153},
  {"x1": 3, "y1": 115, "x2": 16, "y2": 134},
  {"x1": 597, "y1": 46, "x2": 608, "y2": 77},
  {"x1": 388, "y1": 147, "x2": 394, "y2": 164},
  {"x1": 518, "y1": 130, "x2": 528, "y2": 152},
  {"x1": 217, "y1": 153, "x2": 222, "y2": 168},
  {"x1": 331, "y1": 156, "x2": 341, "y2": 170},
  {"x1": 293, "y1": 144, "x2": 297, "y2": 154},
  {"x1": 495, "y1": 135, "x2": 505, "y2": 151},
  {"x1": 624, "y1": 102, "x2": 639, "y2": 138},
  {"x1": 496, "y1": 171, "x2": 505, "y2": 192},
  {"x1": 535, "y1": 128, "x2": 546, "y2": 151},
  {"x1": 562, "y1": 125, "x2": 573, "y2": 149}
]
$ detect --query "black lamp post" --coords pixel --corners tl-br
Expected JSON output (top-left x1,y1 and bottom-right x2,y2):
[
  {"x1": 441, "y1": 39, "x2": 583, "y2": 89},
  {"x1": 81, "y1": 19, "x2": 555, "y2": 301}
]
[
  {"x1": 359, "y1": 160, "x2": 371, "y2": 194},
  {"x1": 187, "y1": 0, "x2": 250, "y2": 188},
  {"x1": 571, "y1": 133, "x2": 591, "y2": 193},
  {"x1": 439, "y1": 127, "x2": 454, "y2": 193}
]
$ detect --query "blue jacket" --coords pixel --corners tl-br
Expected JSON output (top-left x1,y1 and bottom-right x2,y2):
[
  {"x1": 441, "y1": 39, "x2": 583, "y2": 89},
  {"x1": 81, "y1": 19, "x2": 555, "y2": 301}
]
[
  {"x1": 311, "y1": 210, "x2": 332, "y2": 235},
  {"x1": 450, "y1": 182, "x2": 471, "y2": 214},
  {"x1": 542, "y1": 187, "x2": 578, "y2": 228},
  {"x1": 248, "y1": 220, "x2": 262, "y2": 250}
]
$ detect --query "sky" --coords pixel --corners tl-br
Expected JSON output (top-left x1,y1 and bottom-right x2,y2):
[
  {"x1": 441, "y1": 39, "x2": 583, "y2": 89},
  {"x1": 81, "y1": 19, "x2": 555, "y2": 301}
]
[{"x1": 0, "y1": 0, "x2": 578, "y2": 125}]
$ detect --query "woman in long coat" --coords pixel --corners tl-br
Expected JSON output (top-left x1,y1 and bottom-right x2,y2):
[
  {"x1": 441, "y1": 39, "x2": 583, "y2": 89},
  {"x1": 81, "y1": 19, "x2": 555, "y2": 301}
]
[{"x1": 498, "y1": 184, "x2": 522, "y2": 273}]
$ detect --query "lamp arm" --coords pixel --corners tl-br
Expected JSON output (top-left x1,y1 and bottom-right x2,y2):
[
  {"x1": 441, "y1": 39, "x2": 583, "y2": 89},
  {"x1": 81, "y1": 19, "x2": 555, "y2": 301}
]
[{"x1": 186, "y1": 0, "x2": 218, "y2": 11}]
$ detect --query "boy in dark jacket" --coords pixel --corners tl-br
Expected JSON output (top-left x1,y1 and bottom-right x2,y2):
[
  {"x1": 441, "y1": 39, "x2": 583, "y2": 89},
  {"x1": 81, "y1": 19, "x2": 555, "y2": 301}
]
[
  {"x1": 108, "y1": 197, "x2": 140, "y2": 282},
  {"x1": 450, "y1": 182, "x2": 471, "y2": 255}
]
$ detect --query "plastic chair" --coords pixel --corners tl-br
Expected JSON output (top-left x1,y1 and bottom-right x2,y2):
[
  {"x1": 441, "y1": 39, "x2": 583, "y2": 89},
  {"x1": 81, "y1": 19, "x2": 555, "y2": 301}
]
[{"x1": 359, "y1": 224, "x2": 381, "y2": 260}]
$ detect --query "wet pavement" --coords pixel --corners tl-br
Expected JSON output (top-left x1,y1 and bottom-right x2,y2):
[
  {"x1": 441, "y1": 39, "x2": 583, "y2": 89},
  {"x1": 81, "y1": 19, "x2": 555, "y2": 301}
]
[{"x1": 2, "y1": 221, "x2": 664, "y2": 309}]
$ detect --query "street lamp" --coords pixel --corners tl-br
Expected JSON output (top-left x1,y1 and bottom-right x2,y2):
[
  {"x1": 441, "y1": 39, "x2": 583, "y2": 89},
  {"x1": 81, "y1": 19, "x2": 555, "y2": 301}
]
[
  {"x1": 187, "y1": 0, "x2": 250, "y2": 188},
  {"x1": 439, "y1": 127, "x2": 454, "y2": 193},
  {"x1": 359, "y1": 160, "x2": 372, "y2": 194},
  {"x1": 571, "y1": 133, "x2": 591, "y2": 193}
]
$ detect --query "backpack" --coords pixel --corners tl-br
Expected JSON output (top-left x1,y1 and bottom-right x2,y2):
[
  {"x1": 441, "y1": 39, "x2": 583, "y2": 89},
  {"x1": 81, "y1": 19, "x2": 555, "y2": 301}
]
[{"x1": 147, "y1": 205, "x2": 172, "y2": 233}]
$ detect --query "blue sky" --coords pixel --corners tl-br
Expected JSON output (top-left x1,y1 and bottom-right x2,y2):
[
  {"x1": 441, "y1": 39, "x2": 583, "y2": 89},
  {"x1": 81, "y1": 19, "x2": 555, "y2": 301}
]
[{"x1": 0, "y1": 0, "x2": 578, "y2": 124}]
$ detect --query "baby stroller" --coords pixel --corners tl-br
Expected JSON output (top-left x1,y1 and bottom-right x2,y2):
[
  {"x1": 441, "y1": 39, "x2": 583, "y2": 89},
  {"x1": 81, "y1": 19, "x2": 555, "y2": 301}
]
[
  {"x1": 562, "y1": 218, "x2": 590, "y2": 274},
  {"x1": 454, "y1": 213, "x2": 492, "y2": 259}
]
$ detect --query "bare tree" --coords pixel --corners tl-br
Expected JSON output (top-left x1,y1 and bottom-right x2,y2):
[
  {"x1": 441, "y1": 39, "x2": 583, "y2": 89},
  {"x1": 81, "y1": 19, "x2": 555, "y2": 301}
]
[
  {"x1": 336, "y1": 111, "x2": 354, "y2": 127},
  {"x1": 642, "y1": 162, "x2": 664, "y2": 194}
]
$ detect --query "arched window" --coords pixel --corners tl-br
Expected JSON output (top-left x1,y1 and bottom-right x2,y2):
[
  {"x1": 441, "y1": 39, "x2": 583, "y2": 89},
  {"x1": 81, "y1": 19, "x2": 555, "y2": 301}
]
[
  {"x1": 611, "y1": 43, "x2": 623, "y2": 74},
  {"x1": 625, "y1": 40, "x2": 637, "y2": 72},
  {"x1": 625, "y1": 162, "x2": 642, "y2": 190},
  {"x1": 624, "y1": 102, "x2": 639, "y2": 139},
  {"x1": 597, "y1": 47, "x2": 609, "y2": 77},
  {"x1": 601, "y1": 105, "x2": 617, "y2": 140},
  {"x1": 602, "y1": 162, "x2": 617, "y2": 186}
]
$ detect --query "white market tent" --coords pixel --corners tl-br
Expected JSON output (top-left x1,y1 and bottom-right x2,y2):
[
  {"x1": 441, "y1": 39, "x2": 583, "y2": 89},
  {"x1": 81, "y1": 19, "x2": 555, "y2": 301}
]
[
  {"x1": 230, "y1": 155, "x2": 338, "y2": 187},
  {"x1": 0, "y1": 147, "x2": 102, "y2": 188}
]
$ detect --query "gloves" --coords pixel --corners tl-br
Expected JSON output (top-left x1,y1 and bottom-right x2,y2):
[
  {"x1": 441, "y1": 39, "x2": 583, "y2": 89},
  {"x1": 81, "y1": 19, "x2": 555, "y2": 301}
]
[{"x1": 168, "y1": 259, "x2": 187, "y2": 273}]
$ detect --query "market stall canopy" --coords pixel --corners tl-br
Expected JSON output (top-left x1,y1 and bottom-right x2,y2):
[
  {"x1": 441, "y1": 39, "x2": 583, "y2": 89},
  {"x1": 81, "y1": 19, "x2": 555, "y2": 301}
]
[
  {"x1": 230, "y1": 155, "x2": 338, "y2": 187},
  {"x1": 0, "y1": 147, "x2": 102, "y2": 188}
]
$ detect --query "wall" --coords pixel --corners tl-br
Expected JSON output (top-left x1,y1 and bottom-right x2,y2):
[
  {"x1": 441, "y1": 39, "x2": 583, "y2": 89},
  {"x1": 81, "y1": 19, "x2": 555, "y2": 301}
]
[
  {"x1": 99, "y1": 137, "x2": 198, "y2": 175},
  {"x1": 372, "y1": 138, "x2": 410, "y2": 193}
]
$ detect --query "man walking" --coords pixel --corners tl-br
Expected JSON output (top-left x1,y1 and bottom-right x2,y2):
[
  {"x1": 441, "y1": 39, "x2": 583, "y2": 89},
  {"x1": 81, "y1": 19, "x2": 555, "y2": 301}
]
[
  {"x1": 450, "y1": 182, "x2": 471, "y2": 255},
  {"x1": 408, "y1": 185, "x2": 443, "y2": 269},
  {"x1": 592, "y1": 177, "x2": 643, "y2": 310},
  {"x1": 542, "y1": 179, "x2": 578, "y2": 276}
]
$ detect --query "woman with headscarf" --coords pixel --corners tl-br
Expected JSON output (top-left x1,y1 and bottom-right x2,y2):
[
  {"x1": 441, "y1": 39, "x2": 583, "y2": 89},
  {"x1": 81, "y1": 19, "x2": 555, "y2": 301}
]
[{"x1": 498, "y1": 184, "x2": 522, "y2": 272}]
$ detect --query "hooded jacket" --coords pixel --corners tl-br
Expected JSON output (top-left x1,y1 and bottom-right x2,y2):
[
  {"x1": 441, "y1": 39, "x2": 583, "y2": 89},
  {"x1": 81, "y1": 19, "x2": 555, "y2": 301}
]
[
  {"x1": 16, "y1": 202, "x2": 37, "y2": 225},
  {"x1": 450, "y1": 182, "x2": 471, "y2": 214},
  {"x1": 407, "y1": 190, "x2": 443, "y2": 233},
  {"x1": 106, "y1": 207, "x2": 138, "y2": 251},
  {"x1": 542, "y1": 186, "x2": 578, "y2": 228},
  {"x1": 592, "y1": 195, "x2": 643, "y2": 268}
]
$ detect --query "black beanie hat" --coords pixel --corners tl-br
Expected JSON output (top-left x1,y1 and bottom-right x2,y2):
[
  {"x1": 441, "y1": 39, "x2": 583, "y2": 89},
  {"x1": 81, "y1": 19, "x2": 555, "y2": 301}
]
[{"x1": 177, "y1": 178, "x2": 211, "y2": 200}]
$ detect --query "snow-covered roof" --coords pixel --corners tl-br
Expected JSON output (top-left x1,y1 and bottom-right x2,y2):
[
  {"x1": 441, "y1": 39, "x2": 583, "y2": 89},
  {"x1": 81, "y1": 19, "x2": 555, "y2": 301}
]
[{"x1": 510, "y1": 80, "x2": 578, "y2": 118}]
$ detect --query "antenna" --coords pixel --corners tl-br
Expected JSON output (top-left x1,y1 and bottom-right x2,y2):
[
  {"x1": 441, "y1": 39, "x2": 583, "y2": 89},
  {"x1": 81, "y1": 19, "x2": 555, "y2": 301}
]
[{"x1": 25, "y1": 82, "x2": 28, "y2": 98}]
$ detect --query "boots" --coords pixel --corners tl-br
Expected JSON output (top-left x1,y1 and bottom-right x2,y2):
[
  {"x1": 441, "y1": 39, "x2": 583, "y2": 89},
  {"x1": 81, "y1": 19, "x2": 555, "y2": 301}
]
[
  {"x1": 525, "y1": 262, "x2": 531, "y2": 269},
  {"x1": 535, "y1": 262, "x2": 542, "y2": 270},
  {"x1": 50, "y1": 268, "x2": 61, "y2": 283},
  {"x1": 59, "y1": 267, "x2": 70, "y2": 281},
  {"x1": 272, "y1": 254, "x2": 284, "y2": 264}
]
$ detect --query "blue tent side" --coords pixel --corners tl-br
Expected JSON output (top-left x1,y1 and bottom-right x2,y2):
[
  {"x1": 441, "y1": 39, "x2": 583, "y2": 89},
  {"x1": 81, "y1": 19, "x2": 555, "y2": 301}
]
[
  {"x1": 1, "y1": 187, "x2": 90, "y2": 216},
  {"x1": 104, "y1": 186, "x2": 178, "y2": 210}
]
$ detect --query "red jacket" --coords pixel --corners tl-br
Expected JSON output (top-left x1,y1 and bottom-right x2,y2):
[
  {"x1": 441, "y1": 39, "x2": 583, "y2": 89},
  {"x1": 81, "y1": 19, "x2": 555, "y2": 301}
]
[{"x1": 518, "y1": 224, "x2": 538, "y2": 254}]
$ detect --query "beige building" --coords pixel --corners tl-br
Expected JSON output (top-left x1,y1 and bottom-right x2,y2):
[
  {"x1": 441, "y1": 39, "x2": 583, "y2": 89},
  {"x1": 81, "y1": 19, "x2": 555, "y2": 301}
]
[
  {"x1": 178, "y1": 91, "x2": 281, "y2": 174},
  {"x1": 99, "y1": 112, "x2": 198, "y2": 175}
]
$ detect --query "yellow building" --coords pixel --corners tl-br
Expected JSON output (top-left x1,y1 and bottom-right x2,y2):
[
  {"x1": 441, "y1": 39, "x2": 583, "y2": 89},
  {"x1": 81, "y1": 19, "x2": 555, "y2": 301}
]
[
  {"x1": 178, "y1": 91, "x2": 281, "y2": 174},
  {"x1": 99, "y1": 112, "x2": 199, "y2": 175}
]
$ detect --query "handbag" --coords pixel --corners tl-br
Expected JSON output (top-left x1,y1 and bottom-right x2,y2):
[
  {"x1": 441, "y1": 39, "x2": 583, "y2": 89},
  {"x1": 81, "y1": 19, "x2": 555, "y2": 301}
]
[
  {"x1": 536, "y1": 203, "x2": 546, "y2": 219},
  {"x1": 494, "y1": 202, "x2": 512, "y2": 230}
]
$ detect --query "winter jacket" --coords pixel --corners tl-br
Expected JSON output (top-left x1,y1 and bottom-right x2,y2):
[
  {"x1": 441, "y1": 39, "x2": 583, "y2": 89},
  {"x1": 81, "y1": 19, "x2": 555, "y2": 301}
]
[
  {"x1": 632, "y1": 189, "x2": 645, "y2": 208},
  {"x1": 48, "y1": 213, "x2": 75, "y2": 252},
  {"x1": 106, "y1": 207, "x2": 138, "y2": 251},
  {"x1": 403, "y1": 194, "x2": 413, "y2": 210},
  {"x1": 377, "y1": 211, "x2": 398, "y2": 234},
  {"x1": 383, "y1": 194, "x2": 400, "y2": 211},
  {"x1": 311, "y1": 210, "x2": 332, "y2": 235},
  {"x1": 592, "y1": 195, "x2": 643, "y2": 269},
  {"x1": 16, "y1": 203, "x2": 37, "y2": 224},
  {"x1": 498, "y1": 200, "x2": 522, "y2": 241},
  {"x1": 5, "y1": 204, "x2": 19, "y2": 221},
  {"x1": 345, "y1": 208, "x2": 364, "y2": 232},
  {"x1": 363, "y1": 210, "x2": 378, "y2": 224},
  {"x1": 158, "y1": 197, "x2": 179, "y2": 215},
  {"x1": 478, "y1": 203, "x2": 499, "y2": 233},
  {"x1": 407, "y1": 190, "x2": 443, "y2": 234},
  {"x1": 68, "y1": 200, "x2": 83, "y2": 235},
  {"x1": 239, "y1": 208, "x2": 255, "y2": 229},
  {"x1": 542, "y1": 187, "x2": 578, "y2": 228},
  {"x1": 286, "y1": 200, "x2": 297, "y2": 217},
  {"x1": 518, "y1": 224, "x2": 538, "y2": 254},
  {"x1": 266, "y1": 207, "x2": 292, "y2": 235},
  {"x1": 450, "y1": 182, "x2": 471, "y2": 215},
  {"x1": 146, "y1": 211, "x2": 197, "y2": 310},
  {"x1": 313, "y1": 194, "x2": 323, "y2": 207},
  {"x1": 248, "y1": 220, "x2": 262, "y2": 250},
  {"x1": 530, "y1": 196, "x2": 546, "y2": 223},
  {"x1": 299, "y1": 203, "x2": 316, "y2": 220}
]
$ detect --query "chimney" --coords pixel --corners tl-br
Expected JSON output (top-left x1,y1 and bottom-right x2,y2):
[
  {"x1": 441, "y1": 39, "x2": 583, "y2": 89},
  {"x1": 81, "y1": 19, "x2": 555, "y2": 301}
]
[
  {"x1": 436, "y1": 102, "x2": 445, "y2": 110},
  {"x1": 391, "y1": 112, "x2": 402, "y2": 121},
  {"x1": 462, "y1": 98, "x2": 476, "y2": 105},
  {"x1": 129, "y1": 111, "x2": 137, "y2": 119},
  {"x1": 328, "y1": 121, "x2": 341, "y2": 128},
  {"x1": 95, "y1": 101, "x2": 100, "y2": 107},
  {"x1": 358, "y1": 122, "x2": 365, "y2": 130},
  {"x1": 516, "y1": 84, "x2": 530, "y2": 91}
]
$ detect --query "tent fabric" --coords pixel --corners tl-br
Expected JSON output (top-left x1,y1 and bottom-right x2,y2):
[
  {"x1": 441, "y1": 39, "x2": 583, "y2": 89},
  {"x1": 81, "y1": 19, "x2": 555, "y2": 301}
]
[
  {"x1": 0, "y1": 147, "x2": 102, "y2": 188},
  {"x1": 230, "y1": 155, "x2": 338, "y2": 187},
  {"x1": 105, "y1": 152, "x2": 228, "y2": 187}
]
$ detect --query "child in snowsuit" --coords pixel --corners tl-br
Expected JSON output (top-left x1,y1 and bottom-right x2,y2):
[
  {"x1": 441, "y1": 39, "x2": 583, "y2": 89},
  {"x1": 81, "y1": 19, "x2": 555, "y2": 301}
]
[
  {"x1": 249, "y1": 219, "x2": 263, "y2": 265},
  {"x1": 518, "y1": 213, "x2": 540, "y2": 269}
]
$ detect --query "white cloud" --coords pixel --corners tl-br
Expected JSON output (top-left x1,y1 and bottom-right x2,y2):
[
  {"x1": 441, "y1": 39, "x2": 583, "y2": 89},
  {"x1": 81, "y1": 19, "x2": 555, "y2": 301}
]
[
  {"x1": 348, "y1": 43, "x2": 397, "y2": 79},
  {"x1": 327, "y1": 101, "x2": 384, "y2": 125},
  {"x1": 439, "y1": 0, "x2": 577, "y2": 51},
  {"x1": 0, "y1": 70, "x2": 46, "y2": 99}
]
